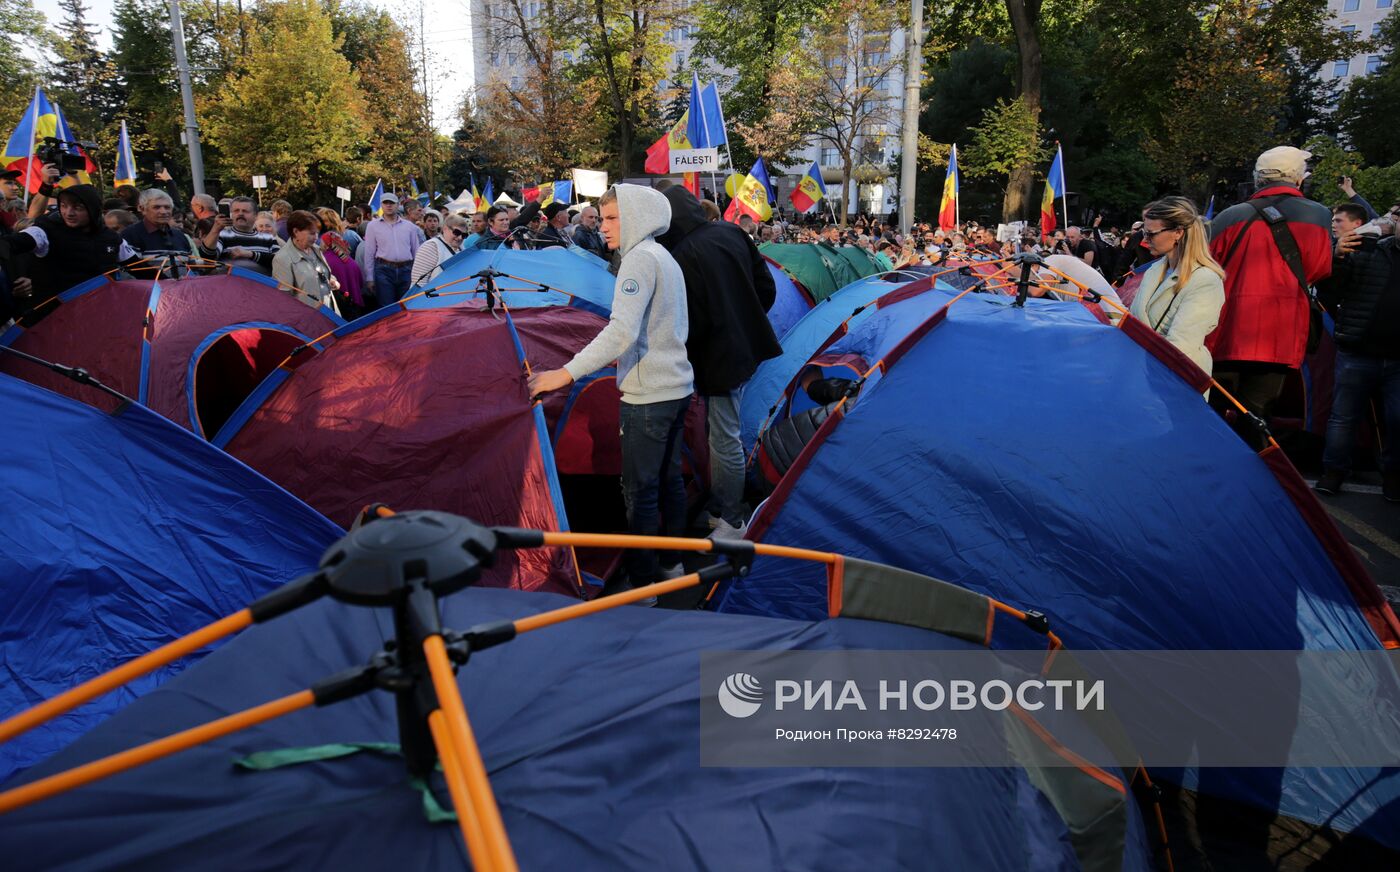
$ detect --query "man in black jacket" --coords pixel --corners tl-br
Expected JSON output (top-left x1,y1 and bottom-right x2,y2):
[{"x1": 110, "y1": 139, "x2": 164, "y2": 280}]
[
  {"x1": 657, "y1": 185, "x2": 781, "y2": 537},
  {"x1": 1316, "y1": 204, "x2": 1400, "y2": 501},
  {"x1": 8, "y1": 184, "x2": 136, "y2": 313}
]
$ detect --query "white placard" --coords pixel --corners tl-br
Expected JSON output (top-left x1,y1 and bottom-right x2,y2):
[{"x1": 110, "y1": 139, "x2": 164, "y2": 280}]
[
  {"x1": 669, "y1": 148, "x2": 719, "y2": 173},
  {"x1": 572, "y1": 168, "x2": 609, "y2": 198},
  {"x1": 336, "y1": 186, "x2": 351, "y2": 201},
  {"x1": 251, "y1": 175, "x2": 267, "y2": 189}
]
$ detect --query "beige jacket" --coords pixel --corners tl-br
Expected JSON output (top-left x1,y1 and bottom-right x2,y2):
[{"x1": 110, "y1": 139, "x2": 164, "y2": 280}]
[
  {"x1": 272, "y1": 240, "x2": 334, "y2": 309},
  {"x1": 1130, "y1": 259, "x2": 1226, "y2": 375}
]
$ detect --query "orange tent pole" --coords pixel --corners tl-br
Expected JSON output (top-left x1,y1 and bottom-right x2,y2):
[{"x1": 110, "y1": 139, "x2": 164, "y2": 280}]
[
  {"x1": 0, "y1": 689, "x2": 312, "y2": 816},
  {"x1": 536, "y1": 530, "x2": 837, "y2": 566},
  {"x1": 423, "y1": 636, "x2": 518, "y2": 872},
  {"x1": 0, "y1": 609, "x2": 253, "y2": 747},
  {"x1": 514, "y1": 571, "x2": 707, "y2": 635},
  {"x1": 427, "y1": 708, "x2": 492, "y2": 869}
]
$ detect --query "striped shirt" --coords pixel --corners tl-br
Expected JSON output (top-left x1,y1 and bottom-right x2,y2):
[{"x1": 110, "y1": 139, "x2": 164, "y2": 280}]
[{"x1": 200, "y1": 226, "x2": 281, "y2": 270}]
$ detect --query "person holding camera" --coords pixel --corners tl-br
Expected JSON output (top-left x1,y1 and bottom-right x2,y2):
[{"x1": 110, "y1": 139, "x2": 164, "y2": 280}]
[
  {"x1": 1314, "y1": 205, "x2": 1400, "y2": 501},
  {"x1": 6, "y1": 183, "x2": 137, "y2": 311}
]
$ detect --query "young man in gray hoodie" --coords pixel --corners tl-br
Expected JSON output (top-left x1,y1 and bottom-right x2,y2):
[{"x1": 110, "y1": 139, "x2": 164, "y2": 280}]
[{"x1": 529, "y1": 184, "x2": 694, "y2": 594}]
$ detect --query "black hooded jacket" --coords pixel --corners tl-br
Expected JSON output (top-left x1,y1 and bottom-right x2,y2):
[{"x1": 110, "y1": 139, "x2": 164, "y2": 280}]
[
  {"x1": 1321, "y1": 236, "x2": 1400, "y2": 358},
  {"x1": 656, "y1": 187, "x2": 780, "y2": 395},
  {"x1": 10, "y1": 184, "x2": 126, "y2": 306}
]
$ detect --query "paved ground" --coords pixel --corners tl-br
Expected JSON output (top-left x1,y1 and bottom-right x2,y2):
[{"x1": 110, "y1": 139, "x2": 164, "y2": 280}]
[{"x1": 1308, "y1": 473, "x2": 1400, "y2": 597}]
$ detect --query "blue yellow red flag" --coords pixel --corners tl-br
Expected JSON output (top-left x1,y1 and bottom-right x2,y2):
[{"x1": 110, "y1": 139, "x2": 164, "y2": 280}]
[
  {"x1": 938, "y1": 144, "x2": 959, "y2": 231},
  {"x1": 114, "y1": 120, "x2": 137, "y2": 188},
  {"x1": 788, "y1": 161, "x2": 827, "y2": 213}
]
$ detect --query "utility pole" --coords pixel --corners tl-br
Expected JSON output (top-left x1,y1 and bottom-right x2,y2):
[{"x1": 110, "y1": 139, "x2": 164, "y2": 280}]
[
  {"x1": 167, "y1": 0, "x2": 206, "y2": 196},
  {"x1": 898, "y1": 0, "x2": 924, "y2": 235},
  {"x1": 419, "y1": 0, "x2": 435, "y2": 199}
]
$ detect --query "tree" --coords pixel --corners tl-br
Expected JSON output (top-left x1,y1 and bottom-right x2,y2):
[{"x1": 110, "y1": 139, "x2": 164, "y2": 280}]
[
  {"x1": 580, "y1": 0, "x2": 682, "y2": 176},
  {"x1": 1339, "y1": 10, "x2": 1400, "y2": 168},
  {"x1": 961, "y1": 97, "x2": 1047, "y2": 192},
  {"x1": 1000, "y1": 0, "x2": 1044, "y2": 221},
  {"x1": 51, "y1": 0, "x2": 118, "y2": 140},
  {"x1": 689, "y1": 0, "x2": 825, "y2": 169},
  {"x1": 203, "y1": 0, "x2": 368, "y2": 202},
  {"x1": 793, "y1": 0, "x2": 905, "y2": 223},
  {"x1": 0, "y1": 0, "x2": 52, "y2": 135}
]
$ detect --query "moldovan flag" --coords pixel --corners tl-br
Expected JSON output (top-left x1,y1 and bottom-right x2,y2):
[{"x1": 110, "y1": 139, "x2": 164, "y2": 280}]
[
  {"x1": 644, "y1": 109, "x2": 690, "y2": 175},
  {"x1": 1040, "y1": 144, "x2": 1065, "y2": 237},
  {"x1": 368, "y1": 178, "x2": 385, "y2": 217},
  {"x1": 114, "y1": 120, "x2": 136, "y2": 188},
  {"x1": 724, "y1": 158, "x2": 773, "y2": 222},
  {"x1": 482, "y1": 178, "x2": 494, "y2": 211},
  {"x1": 2, "y1": 86, "x2": 96, "y2": 192},
  {"x1": 789, "y1": 161, "x2": 826, "y2": 213},
  {"x1": 938, "y1": 144, "x2": 959, "y2": 232}
]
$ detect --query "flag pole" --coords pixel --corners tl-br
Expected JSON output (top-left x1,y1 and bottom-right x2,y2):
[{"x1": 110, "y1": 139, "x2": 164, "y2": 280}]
[
  {"x1": 1058, "y1": 143, "x2": 1068, "y2": 233},
  {"x1": 22, "y1": 84, "x2": 39, "y2": 207}
]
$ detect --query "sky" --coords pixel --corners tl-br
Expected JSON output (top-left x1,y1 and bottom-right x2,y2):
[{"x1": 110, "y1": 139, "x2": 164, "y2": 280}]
[{"x1": 29, "y1": 0, "x2": 472, "y2": 134}]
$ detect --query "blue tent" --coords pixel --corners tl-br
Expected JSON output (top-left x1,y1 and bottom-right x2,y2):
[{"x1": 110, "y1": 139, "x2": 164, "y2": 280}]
[
  {"x1": 712, "y1": 293, "x2": 1400, "y2": 849},
  {"x1": 763, "y1": 259, "x2": 812, "y2": 340},
  {"x1": 408, "y1": 246, "x2": 614, "y2": 316},
  {"x1": 0, "y1": 374, "x2": 340, "y2": 782},
  {"x1": 0, "y1": 586, "x2": 1154, "y2": 871},
  {"x1": 740, "y1": 273, "x2": 944, "y2": 452}
]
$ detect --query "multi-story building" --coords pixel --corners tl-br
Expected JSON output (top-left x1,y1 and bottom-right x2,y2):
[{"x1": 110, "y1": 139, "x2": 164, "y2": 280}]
[{"x1": 1325, "y1": 0, "x2": 1393, "y2": 84}]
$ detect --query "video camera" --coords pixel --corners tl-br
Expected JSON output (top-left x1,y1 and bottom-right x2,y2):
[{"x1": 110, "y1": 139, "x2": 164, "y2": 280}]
[{"x1": 35, "y1": 137, "x2": 93, "y2": 175}]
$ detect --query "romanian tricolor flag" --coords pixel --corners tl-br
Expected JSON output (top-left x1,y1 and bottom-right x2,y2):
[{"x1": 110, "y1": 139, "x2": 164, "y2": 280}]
[
  {"x1": 724, "y1": 158, "x2": 773, "y2": 223},
  {"x1": 1040, "y1": 144, "x2": 1065, "y2": 237},
  {"x1": 938, "y1": 144, "x2": 959, "y2": 232},
  {"x1": 368, "y1": 178, "x2": 385, "y2": 217},
  {"x1": 114, "y1": 120, "x2": 136, "y2": 188},
  {"x1": 482, "y1": 178, "x2": 494, "y2": 210},
  {"x1": 644, "y1": 109, "x2": 690, "y2": 175},
  {"x1": 789, "y1": 161, "x2": 826, "y2": 213},
  {"x1": 1, "y1": 87, "x2": 96, "y2": 192}
]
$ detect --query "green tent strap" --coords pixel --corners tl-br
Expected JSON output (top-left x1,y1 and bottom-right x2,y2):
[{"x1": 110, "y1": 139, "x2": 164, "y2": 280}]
[{"x1": 233, "y1": 743, "x2": 456, "y2": 823}]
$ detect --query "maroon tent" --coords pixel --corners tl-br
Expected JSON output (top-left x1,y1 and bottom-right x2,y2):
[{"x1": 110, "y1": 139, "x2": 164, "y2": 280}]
[
  {"x1": 214, "y1": 304, "x2": 624, "y2": 597},
  {"x1": 0, "y1": 270, "x2": 341, "y2": 436}
]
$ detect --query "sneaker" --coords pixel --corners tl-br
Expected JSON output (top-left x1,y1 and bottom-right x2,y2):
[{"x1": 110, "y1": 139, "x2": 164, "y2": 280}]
[
  {"x1": 707, "y1": 518, "x2": 748, "y2": 541},
  {"x1": 1314, "y1": 469, "x2": 1347, "y2": 496},
  {"x1": 1384, "y1": 470, "x2": 1400, "y2": 503}
]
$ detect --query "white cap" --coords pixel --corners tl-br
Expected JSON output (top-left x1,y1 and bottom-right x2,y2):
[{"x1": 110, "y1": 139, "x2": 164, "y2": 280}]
[{"x1": 1254, "y1": 146, "x2": 1311, "y2": 185}]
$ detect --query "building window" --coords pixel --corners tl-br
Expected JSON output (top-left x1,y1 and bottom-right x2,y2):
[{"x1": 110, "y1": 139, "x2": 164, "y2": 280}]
[
  {"x1": 1378, "y1": 0, "x2": 1391, "y2": 8},
  {"x1": 489, "y1": 52, "x2": 499, "y2": 65},
  {"x1": 675, "y1": 52, "x2": 685, "y2": 68},
  {"x1": 1343, "y1": 0, "x2": 1360, "y2": 11},
  {"x1": 1375, "y1": 23, "x2": 1384, "y2": 36},
  {"x1": 1333, "y1": 58, "x2": 1351, "y2": 77},
  {"x1": 1367, "y1": 54, "x2": 1382, "y2": 73},
  {"x1": 510, "y1": 76, "x2": 522, "y2": 89},
  {"x1": 820, "y1": 147, "x2": 839, "y2": 167}
]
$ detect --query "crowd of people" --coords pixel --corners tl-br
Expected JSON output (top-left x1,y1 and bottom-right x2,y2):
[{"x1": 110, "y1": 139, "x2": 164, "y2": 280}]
[{"x1": 2, "y1": 141, "x2": 1397, "y2": 530}]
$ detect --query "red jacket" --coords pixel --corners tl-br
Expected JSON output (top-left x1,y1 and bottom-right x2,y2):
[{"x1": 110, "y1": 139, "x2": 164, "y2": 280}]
[{"x1": 1206, "y1": 185, "x2": 1332, "y2": 367}]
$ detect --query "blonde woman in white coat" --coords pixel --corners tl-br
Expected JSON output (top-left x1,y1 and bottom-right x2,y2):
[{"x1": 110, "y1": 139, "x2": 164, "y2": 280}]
[{"x1": 1130, "y1": 196, "x2": 1226, "y2": 375}]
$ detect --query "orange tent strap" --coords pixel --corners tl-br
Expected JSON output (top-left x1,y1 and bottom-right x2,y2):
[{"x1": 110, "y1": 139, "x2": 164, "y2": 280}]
[
  {"x1": 427, "y1": 708, "x2": 492, "y2": 869},
  {"x1": 0, "y1": 689, "x2": 313, "y2": 816},
  {"x1": 423, "y1": 637, "x2": 517, "y2": 871},
  {"x1": 0, "y1": 609, "x2": 253, "y2": 747}
]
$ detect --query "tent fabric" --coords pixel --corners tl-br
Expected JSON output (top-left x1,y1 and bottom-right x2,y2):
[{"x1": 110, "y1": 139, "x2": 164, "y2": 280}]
[
  {"x1": 0, "y1": 270, "x2": 342, "y2": 432},
  {"x1": 0, "y1": 374, "x2": 339, "y2": 782},
  {"x1": 758, "y1": 243, "x2": 882, "y2": 303},
  {"x1": 739, "y1": 273, "x2": 938, "y2": 451},
  {"x1": 217, "y1": 305, "x2": 599, "y2": 597},
  {"x1": 408, "y1": 246, "x2": 614, "y2": 316},
  {"x1": 713, "y1": 294, "x2": 1400, "y2": 846},
  {"x1": 763, "y1": 258, "x2": 813, "y2": 339},
  {"x1": 0, "y1": 587, "x2": 1153, "y2": 872}
]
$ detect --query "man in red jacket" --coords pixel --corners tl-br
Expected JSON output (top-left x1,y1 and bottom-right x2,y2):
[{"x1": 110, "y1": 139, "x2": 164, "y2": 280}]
[{"x1": 1207, "y1": 146, "x2": 1332, "y2": 447}]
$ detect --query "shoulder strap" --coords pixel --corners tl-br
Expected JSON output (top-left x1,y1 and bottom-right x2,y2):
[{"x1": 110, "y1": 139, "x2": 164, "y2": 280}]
[
  {"x1": 1243, "y1": 196, "x2": 1310, "y2": 296},
  {"x1": 1217, "y1": 198, "x2": 1273, "y2": 269}
]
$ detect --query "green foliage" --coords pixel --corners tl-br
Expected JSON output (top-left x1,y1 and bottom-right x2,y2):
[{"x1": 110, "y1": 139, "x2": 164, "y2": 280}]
[
  {"x1": 0, "y1": 0, "x2": 50, "y2": 135},
  {"x1": 962, "y1": 97, "x2": 1047, "y2": 183},
  {"x1": 203, "y1": 0, "x2": 368, "y2": 202},
  {"x1": 1306, "y1": 135, "x2": 1400, "y2": 212},
  {"x1": 1339, "y1": 11, "x2": 1400, "y2": 167}
]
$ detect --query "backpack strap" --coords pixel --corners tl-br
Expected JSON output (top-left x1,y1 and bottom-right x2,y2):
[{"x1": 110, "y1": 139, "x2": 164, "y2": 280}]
[{"x1": 1244, "y1": 197, "x2": 1311, "y2": 296}]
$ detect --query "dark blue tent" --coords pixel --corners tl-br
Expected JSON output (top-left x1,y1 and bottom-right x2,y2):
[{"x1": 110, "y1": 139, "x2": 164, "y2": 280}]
[
  {"x1": 711, "y1": 292, "x2": 1400, "y2": 849},
  {"x1": 0, "y1": 374, "x2": 340, "y2": 782},
  {"x1": 0, "y1": 587, "x2": 1154, "y2": 871}
]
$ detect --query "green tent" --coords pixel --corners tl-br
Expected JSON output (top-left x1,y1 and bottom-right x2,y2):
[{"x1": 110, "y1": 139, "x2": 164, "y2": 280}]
[{"x1": 759, "y1": 242, "x2": 882, "y2": 303}]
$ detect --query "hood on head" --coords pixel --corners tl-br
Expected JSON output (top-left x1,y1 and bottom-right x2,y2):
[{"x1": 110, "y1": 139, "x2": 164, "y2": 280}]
[
  {"x1": 56, "y1": 184, "x2": 105, "y2": 233},
  {"x1": 611, "y1": 184, "x2": 671, "y2": 256},
  {"x1": 656, "y1": 186, "x2": 707, "y2": 249}
]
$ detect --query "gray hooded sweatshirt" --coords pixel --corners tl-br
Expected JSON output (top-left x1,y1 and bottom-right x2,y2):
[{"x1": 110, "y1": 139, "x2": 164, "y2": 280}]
[{"x1": 563, "y1": 184, "x2": 693, "y2": 404}]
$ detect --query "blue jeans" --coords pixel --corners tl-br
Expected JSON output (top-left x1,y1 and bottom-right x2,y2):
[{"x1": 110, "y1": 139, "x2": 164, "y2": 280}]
[
  {"x1": 373, "y1": 262, "x2": 412, "y2": 307},
  {"x1": 1322, "y1": 349, "x2": 1400, "y2": 473},
  {"x1": 706, "y1": 391, "x2": 747, "y2": 526},
  {"x1": 619, "y1": 396, "x2": 691, "y2": 584}
]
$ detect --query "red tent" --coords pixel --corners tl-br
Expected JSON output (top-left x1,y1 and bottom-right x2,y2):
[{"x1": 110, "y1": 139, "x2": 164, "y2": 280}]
[{"x1": 0, "y1": 270, "x2": 341, "y2": 436}]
